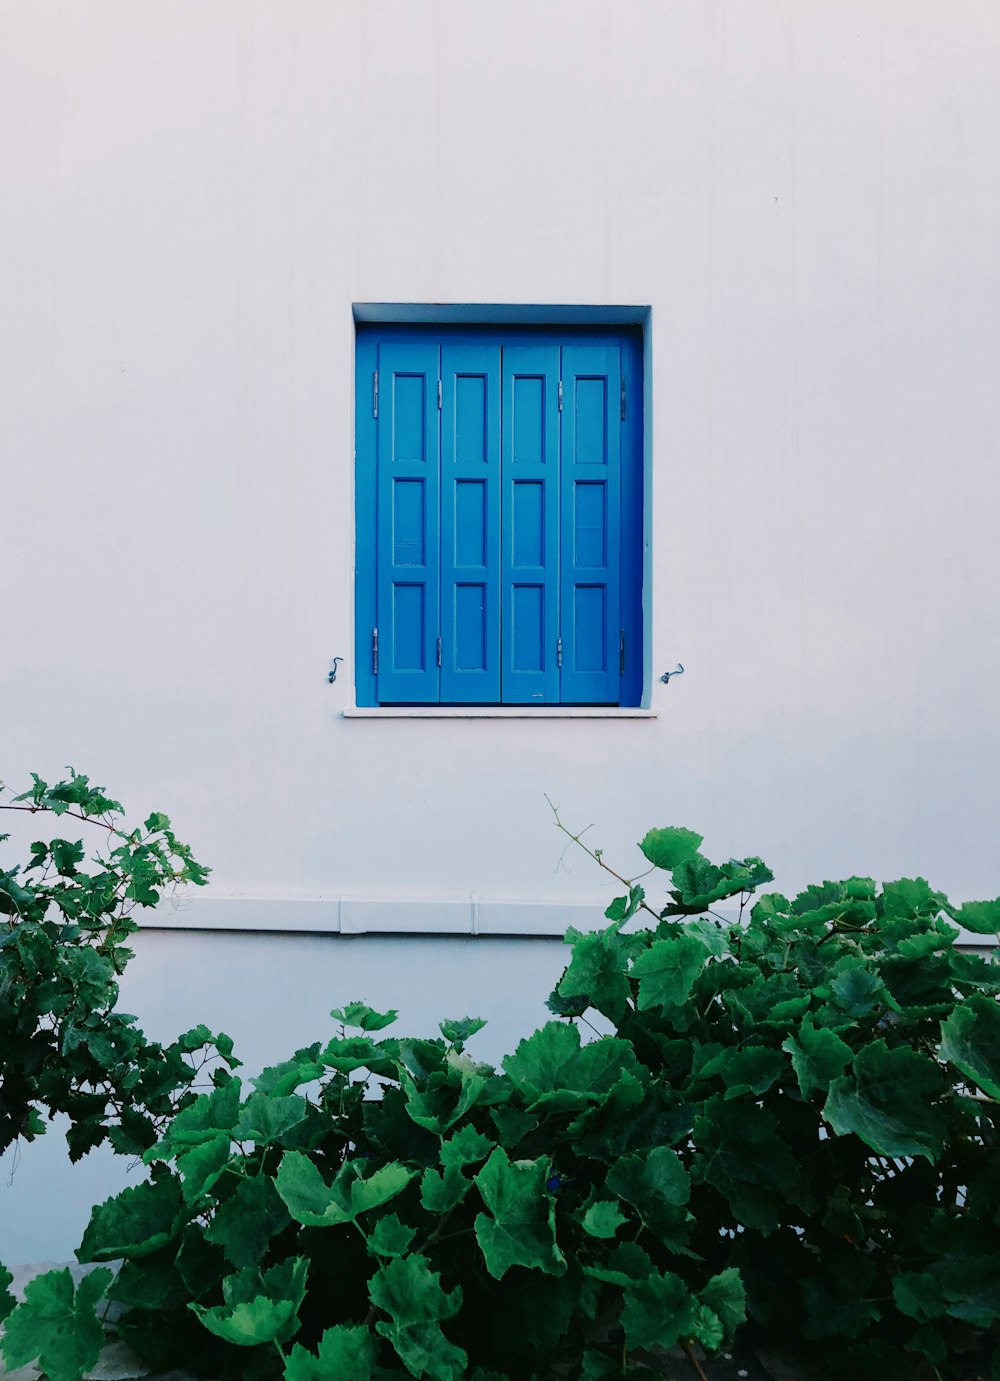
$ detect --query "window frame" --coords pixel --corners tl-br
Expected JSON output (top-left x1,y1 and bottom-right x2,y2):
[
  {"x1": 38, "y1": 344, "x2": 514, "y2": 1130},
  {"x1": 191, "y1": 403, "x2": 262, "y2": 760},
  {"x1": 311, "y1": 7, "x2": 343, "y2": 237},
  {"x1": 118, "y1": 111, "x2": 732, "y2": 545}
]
[{"x1": 354, "y1": 315, "x2": 647, "y2": 709}]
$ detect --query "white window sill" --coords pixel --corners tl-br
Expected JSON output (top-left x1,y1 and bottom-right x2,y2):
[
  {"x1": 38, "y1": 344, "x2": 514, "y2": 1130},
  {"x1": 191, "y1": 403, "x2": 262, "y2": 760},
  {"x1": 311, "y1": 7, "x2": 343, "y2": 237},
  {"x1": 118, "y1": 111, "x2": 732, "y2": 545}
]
[{"x1": 342, "y1": 707, "x2": 657, "y2": 719}]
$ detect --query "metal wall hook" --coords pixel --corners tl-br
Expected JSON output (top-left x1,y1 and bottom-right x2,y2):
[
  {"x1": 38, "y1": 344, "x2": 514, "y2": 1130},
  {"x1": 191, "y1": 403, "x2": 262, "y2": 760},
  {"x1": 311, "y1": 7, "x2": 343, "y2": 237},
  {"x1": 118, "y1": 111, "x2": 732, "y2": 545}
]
[
  {"x1": 328, "y1": 657, "x2": 344, "y2": 684},
  {"x1": 660, "y1": 663, "x2": 685, "y2": 685}
]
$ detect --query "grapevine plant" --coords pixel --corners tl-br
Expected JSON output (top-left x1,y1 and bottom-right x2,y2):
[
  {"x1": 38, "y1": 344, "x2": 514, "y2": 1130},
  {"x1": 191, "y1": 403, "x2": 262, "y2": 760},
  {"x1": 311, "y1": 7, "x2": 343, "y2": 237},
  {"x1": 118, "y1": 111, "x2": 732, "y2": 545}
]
[
  {"x1": 1, "y1": 777, "x2": 999, "y2": 1380},
  {"x1": 0, "y1": 770, "x2": 237, "y2": 1158}
]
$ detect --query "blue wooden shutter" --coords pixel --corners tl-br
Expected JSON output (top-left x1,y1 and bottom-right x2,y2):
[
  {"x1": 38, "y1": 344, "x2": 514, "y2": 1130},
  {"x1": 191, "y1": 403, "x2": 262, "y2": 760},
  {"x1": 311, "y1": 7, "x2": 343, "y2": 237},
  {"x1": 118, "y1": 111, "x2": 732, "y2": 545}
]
[
  {"x1": 500, "y1": 345, "x2": 561, "y2": 704},
  {"x1": 559, "y1": 343, "x2": 622, "y2": 703},
  {"x1": 440, "y1": 340, "x2": 501, "y2": 702},
  {"x1": 375, "y1": 341, "x2": 440, "y2": 703}
]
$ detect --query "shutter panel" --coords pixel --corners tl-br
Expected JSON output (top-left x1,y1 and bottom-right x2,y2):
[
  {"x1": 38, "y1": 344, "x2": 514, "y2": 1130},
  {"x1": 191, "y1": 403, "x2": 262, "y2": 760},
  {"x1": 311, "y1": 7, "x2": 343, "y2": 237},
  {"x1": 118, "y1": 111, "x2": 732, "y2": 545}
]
[
  {"x1": 375, "y1": 342, "x2": 440, "y2": 703},
  {"x1": 559, "y1": 343, "x2": 622, "y2": 703},
  {"x1": 440, "y1": 340, "x2": 501, "y2": 702},
  {"x1": 500, "y1": 345, "x2": 561, "y2": 703}
]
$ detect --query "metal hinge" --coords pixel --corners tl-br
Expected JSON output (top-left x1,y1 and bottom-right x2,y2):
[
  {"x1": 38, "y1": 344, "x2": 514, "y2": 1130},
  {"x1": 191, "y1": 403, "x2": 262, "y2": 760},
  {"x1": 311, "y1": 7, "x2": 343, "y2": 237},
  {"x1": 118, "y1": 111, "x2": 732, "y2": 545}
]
[
  {"x1": 620, "y1": 629, "x2": 626, "y2": 675},
  {"x1": 437, "y1": 378, "x2": 442, "y2": 410},
  {"x1": 621, "y1": 374, "x2": 626, "y2": 420},
  {"x1": 436, "y1": 636, "x2": 442, "y2": 667},
  {"x1": 557, "y1": 379, "x2": 563, "y2": 412},
  {"x1": 556, "y1": 636, "x2": 563, "y2": 668},
  {"x1": 372, "y1": 627, "x2": 379, "y2": 675},
  {"x1": 373, "y1": 371, "x2": 379, "y2": 419}
]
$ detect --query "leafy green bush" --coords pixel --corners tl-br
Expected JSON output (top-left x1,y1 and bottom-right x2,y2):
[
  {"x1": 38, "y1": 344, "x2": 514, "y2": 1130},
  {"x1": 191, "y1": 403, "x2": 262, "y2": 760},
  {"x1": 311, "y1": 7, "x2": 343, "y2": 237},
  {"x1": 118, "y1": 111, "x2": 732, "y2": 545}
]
[
  {"x1": 0, "y1": 770, "x2": 238, "y2": 1158},
  {"x1": 2, "y1": 798, "x2": 999, "y2": 1379}
]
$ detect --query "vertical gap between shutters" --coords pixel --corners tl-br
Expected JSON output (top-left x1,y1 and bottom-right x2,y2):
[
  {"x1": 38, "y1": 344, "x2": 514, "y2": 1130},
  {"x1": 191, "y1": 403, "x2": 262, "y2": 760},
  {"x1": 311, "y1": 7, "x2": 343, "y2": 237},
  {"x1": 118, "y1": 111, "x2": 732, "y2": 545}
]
[
  {"x1": 556, "y1": 347, "x2": 564, "y2": 702},
  {"x1": 499, "y1": 345, "x2": 505, "y2": 704},
  {"x1": 436, "y1": 346, "x2": 442, "y2": 698}
]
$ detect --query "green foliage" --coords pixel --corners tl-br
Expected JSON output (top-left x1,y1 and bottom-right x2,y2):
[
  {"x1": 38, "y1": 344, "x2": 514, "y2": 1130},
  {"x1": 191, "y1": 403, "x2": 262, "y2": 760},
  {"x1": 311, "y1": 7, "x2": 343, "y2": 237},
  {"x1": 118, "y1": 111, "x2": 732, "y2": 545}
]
[
  {"x1": 0, "y1": 769, "x2": 236, "y2": 1158},
  {"x1": 3, "y1": 781, "x2": 998, "y2": 1379},
  {"x1": 0, "y1": 1267, "x2": 112, "y2": 1381},
  {"x1": 0, "y1": 1263, "x2": 15, "y2": 1325}
]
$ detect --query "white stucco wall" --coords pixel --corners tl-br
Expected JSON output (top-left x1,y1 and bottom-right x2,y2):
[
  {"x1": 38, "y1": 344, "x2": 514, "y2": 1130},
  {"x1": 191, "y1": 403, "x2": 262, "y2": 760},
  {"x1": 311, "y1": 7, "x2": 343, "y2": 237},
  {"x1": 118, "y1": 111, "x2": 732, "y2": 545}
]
[{"x1": 2, "y1": 0, "x2": 999, "y2": 1258}]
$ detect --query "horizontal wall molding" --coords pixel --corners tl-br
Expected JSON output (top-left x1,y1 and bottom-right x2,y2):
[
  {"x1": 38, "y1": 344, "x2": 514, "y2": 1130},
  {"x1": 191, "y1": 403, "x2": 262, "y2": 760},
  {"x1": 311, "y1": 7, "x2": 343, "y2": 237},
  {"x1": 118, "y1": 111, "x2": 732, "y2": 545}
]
[
  {"x1": 144, "y1": 896, "x2": 624, "y2": 937},
  {"x1": 142, "y1": 895, "x2": 995, "y2": 946}
]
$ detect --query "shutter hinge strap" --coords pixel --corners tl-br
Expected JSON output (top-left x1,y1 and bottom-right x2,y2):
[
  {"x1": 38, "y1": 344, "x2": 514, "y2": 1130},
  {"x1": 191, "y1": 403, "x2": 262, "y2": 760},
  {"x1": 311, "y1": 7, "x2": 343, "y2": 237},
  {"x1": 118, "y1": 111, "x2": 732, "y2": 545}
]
[
  {"x1": 620, "y1": 629, "x2": 626, "y2": 675},
  {"x1": 437, "y1": 378, "x2": 442, "y2": 410},
  {"x1": 556, "y1": 636, "x2": 563, "y2": 668},
  {"x1": 373, "y1": 370, "x2": 379, "y2": 419},
  {"x1": 557, "y1": 379, "x2": 563, "y2": 412},
  {"x1": 372, "y1": 627, "x2": 379, "y2": 675},
  {"x1": 436, "y1": 635, "x2": 442, "y2": 667},
  {"x1": 621, "y1": 374, "x2": 626, "y2": 420}
]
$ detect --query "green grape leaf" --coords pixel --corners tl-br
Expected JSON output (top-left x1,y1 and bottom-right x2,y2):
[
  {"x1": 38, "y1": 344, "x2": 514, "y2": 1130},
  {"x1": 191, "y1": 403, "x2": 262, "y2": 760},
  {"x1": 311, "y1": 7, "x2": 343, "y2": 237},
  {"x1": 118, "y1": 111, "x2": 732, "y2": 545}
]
[
  {"x1": 691, "y1": 1098, "x2": 798, "y2": 1234},
  {"x1": 936, "y1": 1256, "x2": 1000, "y2": 1328},
  {"x1": 783, "y1": 1021, "x2": 854, "y2": 1099},
  {"x1": 638, "y1": 827, "x2": 704, "y2": 871},
  {"x1": 940, "y1": 994, "x2": 1000, "y2": 1099},
  {"x1": 827, "y1": 957, "x2": 894, "y2": 1018},
  {"x1": 174, "y1": 1023, "x2": 213, "y2": 1052},
  {"x1": 321, "y1": 1035, "x2": 393, "y2": 1076},
  {"x1": 284, "y1": 1325, "x2": 377, "y2": 1381},
  {"x1": 473, "y1": 1148, "x2": 567, "y2": 1280},
  {"x1": 583, "y1": 1242, "x2": 654, "y2": 1286},
  {"x1": 175, "y1": 1226, "x2": 227, "y2": 1299},
  {"x1": 881, "y1": 877, "x2": 947, "y2": 920},
  {"x1": 696, "y1": 1045, "x2": 784, "y2": 1098},
  {"x1": 276, "y1": 1150, "x2": 414, "y2": 1227},
  {"x1": 556, "y1": 930, "x2": 632, "y2": 1020},
  {"x1": 692, "y1": 1305, "x2": 724, "y2": 1352},
  {"x1": 176, "y1": 1133, "x2": 231, "y2": 1206},
  {"x1": 440, "y1": 1126, "x2": 494, "y2": 1170},
  {"x1": 402, "y1": 1065, "x2": 491, "y2": 1135},
  {"x1": 330, "y1": 1001, "x2": 399, "y2": 1031},
  {"x1": 2, "y1": 1267, "x2": 113, "y2": 1381},
  {"x1": 604, "y1": 883, "x2": 646, "y2": 926},
  {"x1": 952, "y1": 898, "x2": 1000, "y2": 935},
  {"x1": 621, "y1": 1270, "x2": 696, "y2": 1351},
  {"x1": 232, "y1": 1092, "x2": 308, "y2": 1144},
  {"x1": 699, "y1": 1267, "x2": 746, "y2": 1338},
  {"x1": 503, "y1": 1021, "x2": 644, "y2": 1113},
  {"x1": 665, "y1": 853, "x2": 774, "y2": 914},
  {"x1": 421, "y1": 1165, "x2": 471, "y2": 1214},
  {"x1": 148, "y1": 1078, "x2": 242, "y2": 1157},
  {"x1": 252, "y1": 1048, "x2": 324, "y2": 1096},
  {"x1": 369, "y1": 1254, "x2": 466, "y2": 1381},
  {"x1": 824, "y1": 1041, "x2": 948, "y2": 1161},
  {"x1": 439, "y1": 1016, "x2": 488, "y2": 1046},
  {"x1": 682, "y1": 916, "x2": 730, "y2": 957},
  {"x1": 191, "y1": 1257, "x2": 307, "y2": 1347},
  {"x1": 0, "y1": 1263, "x2": 14, "y2": 1324},
  {"x1": 606, "y1": 1146, "x2": 690, "y2": 1246},
  {"x1": 631, "y1": 934, "x2": 707, "y2": 1012},
  {"x1": 368, "y1": 1214, "x2": 417, "y2": 1259},
  {"x1": 111, "y1": 1254, "x2": 184, "y2": 1312},
  {"x1": 205, "y1": 1172, "x2": 291, "y2": 1268},
  {"x1": 77, "y1": 1176, "x2": 184, "y2": 1262},
  {"x1": 893, "y1": 1271, "x2": 947, "y2": 1322},
  {"x1": 581, "y1": 1200, "x2": 627, "y2": 1239}
]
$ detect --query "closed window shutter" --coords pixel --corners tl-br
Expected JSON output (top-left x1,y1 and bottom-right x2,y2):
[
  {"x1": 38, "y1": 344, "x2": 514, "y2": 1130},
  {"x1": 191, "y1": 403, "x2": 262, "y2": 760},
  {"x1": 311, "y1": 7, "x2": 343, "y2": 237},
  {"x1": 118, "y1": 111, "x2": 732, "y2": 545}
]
[
  {"x1": 440, "y1": 341, "x2": 501, "y2": 702},
  {"x1": 500, "y1": 345, "x2": 561, "y2": 704},
  {"x1": 375, "y1": 342, "x2": 441, "y2": 703},
  {"x1": 559, "y1": 344, "x2": 622, "y2": 704}
]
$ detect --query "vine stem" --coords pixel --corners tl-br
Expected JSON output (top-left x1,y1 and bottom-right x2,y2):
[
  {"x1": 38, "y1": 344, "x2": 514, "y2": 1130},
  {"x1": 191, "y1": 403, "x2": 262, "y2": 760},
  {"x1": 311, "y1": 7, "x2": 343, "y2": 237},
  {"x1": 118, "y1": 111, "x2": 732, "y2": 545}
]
[
  {"x1": 545, "y1": 795, "x2": 662, "y2": 923},
  {"x1": 682, "y1": 1338, "x2": 709, "y2": 1381},
  {"x1": 0, "y1": 802, "x2": 124, "y2": 839}
]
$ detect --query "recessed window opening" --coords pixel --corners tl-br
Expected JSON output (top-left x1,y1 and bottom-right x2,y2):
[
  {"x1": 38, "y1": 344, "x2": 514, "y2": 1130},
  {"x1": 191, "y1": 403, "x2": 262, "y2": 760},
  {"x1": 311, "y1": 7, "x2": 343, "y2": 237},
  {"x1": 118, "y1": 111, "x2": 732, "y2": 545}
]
[{"x1": 354, "y1": 318, "x2": 645, "y2": 708}]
